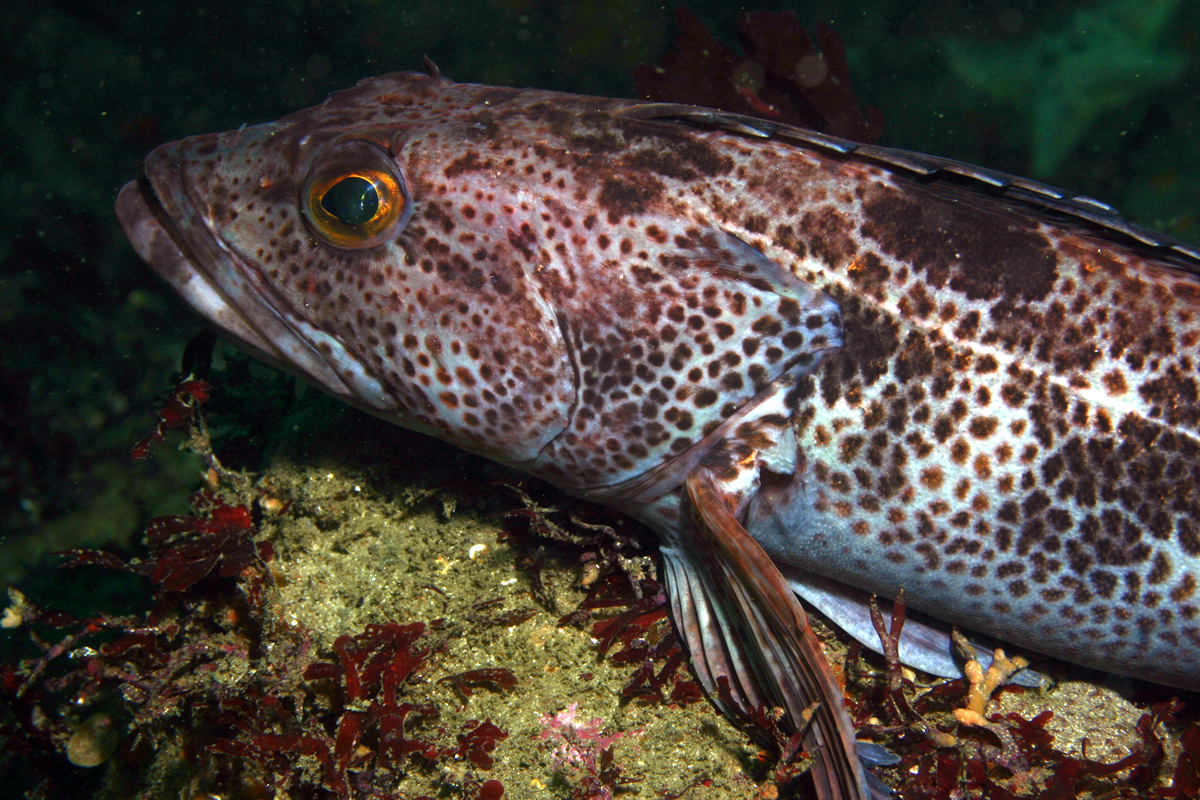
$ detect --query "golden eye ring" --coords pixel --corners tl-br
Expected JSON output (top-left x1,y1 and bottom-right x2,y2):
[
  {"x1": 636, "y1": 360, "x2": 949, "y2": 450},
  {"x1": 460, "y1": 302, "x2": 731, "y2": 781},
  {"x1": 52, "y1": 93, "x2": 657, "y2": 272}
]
[{"x1": 302, "y1": 141, "x2": 411, "y2": 248}]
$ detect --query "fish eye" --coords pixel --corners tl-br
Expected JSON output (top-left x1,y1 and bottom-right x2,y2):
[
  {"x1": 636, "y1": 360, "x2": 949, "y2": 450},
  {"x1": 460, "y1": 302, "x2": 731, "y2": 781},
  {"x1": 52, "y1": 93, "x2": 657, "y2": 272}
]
[
  {"x1": 321, "y1": 176, "x2": 379, "y2": 225},
  {"x1": 302, "y1": 142, "x2": 411, "y2": 248}
]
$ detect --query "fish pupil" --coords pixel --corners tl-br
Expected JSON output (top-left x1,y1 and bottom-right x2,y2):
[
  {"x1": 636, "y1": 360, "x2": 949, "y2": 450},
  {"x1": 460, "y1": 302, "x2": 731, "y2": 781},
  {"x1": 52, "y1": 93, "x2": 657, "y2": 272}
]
[{"x1": 321, "y1": 176, "x2": 378, "y2": 225}]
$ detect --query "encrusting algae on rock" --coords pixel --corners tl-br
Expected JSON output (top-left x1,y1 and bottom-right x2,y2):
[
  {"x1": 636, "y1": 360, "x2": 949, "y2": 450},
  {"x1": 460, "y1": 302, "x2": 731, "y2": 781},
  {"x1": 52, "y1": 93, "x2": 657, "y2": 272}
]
[{"x1": 2, "y1": 364, "x2": 1198, "y2": 799}]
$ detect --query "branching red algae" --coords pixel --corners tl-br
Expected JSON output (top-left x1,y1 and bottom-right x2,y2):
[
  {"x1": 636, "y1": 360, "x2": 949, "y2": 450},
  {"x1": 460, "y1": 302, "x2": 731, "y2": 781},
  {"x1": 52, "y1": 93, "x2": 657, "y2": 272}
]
[
  {"x1": 1, "y1": 376, "x2": 512, "y2": 800},
  {"x1": 851, "y1": 594, "x2": 1200, "y2": 799}
]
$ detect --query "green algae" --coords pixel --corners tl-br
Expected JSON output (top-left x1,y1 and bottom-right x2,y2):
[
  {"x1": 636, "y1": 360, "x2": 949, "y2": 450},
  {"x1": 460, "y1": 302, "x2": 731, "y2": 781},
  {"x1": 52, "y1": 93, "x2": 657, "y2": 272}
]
[{"x1": 945, "y1": 0, "x2": 1187, "y2": 177}]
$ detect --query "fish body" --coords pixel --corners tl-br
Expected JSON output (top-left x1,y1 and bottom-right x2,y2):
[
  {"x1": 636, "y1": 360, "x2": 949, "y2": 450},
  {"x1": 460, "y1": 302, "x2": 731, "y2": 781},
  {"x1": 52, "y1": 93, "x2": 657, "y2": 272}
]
[{"x1": 117, "y1": 71, "x2": 1200, "y2": 797}]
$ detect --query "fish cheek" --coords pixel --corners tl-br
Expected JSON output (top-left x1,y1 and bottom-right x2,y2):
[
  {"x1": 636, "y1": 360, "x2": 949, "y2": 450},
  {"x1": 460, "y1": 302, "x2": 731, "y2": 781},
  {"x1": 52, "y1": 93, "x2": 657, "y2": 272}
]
[{"x1": 375, "y1": 245, "x2": 574, "y2": 463}]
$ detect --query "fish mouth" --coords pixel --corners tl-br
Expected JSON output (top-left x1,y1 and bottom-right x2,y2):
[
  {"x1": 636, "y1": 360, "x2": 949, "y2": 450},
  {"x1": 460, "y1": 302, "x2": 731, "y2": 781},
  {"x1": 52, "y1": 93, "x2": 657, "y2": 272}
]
[
  {"x1": 116, "y1": 175, "x2": 284, "y2": 367},
  {"x1": 116, "y1": 145, "x2": 386, "y2": 411}
]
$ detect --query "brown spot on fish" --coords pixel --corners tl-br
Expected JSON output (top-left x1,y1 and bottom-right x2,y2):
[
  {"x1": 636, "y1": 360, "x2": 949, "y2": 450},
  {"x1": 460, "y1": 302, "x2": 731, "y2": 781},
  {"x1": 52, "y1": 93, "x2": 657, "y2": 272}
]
[
  {"x1": 598, "y1": 175, "x2": 664, "y2": 222},
  {"x1": 802, "y1": 206, "x2": 856, "y2": 267},
  {"x1": 861, "y1": 183, "x2": 1058, "y2": 302}
]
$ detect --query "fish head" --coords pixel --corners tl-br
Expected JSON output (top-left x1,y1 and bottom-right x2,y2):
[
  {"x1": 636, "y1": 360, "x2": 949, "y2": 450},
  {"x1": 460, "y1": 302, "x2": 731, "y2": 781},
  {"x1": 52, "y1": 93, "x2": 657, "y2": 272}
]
[
  {"x1": 117, "y1": 72, "x2": 577, "y2": 463},
  {"x1": 117, "y1": 71, "x2": 843, "y2": 492}
]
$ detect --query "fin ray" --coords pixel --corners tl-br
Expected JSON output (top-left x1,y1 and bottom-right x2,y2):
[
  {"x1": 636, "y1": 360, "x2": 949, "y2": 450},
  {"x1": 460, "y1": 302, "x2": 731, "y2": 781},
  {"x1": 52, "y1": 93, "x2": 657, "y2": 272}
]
[{"x1": 678, "y1": 466, "x2": 870, "y2": 800}]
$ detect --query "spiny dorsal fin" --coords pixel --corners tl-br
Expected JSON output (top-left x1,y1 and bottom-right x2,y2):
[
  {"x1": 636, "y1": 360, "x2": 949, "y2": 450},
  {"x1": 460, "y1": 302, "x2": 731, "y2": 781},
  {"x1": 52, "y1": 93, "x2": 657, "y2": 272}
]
[{"x1": 623, "y1": 103, "x2": 1200, "y2": 272}]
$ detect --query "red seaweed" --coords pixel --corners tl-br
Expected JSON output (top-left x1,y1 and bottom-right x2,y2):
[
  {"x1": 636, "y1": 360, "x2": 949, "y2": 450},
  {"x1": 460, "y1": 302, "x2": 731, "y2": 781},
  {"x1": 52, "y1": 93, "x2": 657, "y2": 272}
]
[
  {"x1": 456, "y1": 719, "x2": 508, "y2": 768},
  {"x1": 848, "y1": 608, "x2": 1200, "y2": 800},
  {"x1": 3, "y1": 375, "x2": 509, "y2": 799},
  {"x1": 440, "y1": 668, "x2": 519, "y2": 701},
  {"x1": 130, "y1": 378, "x2": 211, "y2": 461},
  {"x1": 635, "y1": 8, "x2": 883, "y2": 144},
  {"x1": 558, "y1": 570, "x2": 702, "y2": 708}
]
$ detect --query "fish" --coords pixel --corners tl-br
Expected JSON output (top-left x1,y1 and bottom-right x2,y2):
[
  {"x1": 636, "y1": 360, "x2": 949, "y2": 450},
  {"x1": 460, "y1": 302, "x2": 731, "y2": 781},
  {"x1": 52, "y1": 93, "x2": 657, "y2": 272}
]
[{"x1": 115, "y1": 70, "x2": 1200, "y2": 800}]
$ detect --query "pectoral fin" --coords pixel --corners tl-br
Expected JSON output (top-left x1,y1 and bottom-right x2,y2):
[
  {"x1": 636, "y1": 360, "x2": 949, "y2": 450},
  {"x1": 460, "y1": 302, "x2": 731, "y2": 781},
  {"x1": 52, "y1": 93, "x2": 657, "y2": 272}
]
[{"x1": 667, "y1": 466, "x2": 870, "y2": 800}]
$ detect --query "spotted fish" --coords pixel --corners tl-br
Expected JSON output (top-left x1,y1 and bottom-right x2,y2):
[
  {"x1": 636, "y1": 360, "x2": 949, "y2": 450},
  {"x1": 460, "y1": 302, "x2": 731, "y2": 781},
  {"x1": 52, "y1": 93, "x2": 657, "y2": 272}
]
[{"x1": 116, "y1": 71, "x2": 1200, "y2": 800}]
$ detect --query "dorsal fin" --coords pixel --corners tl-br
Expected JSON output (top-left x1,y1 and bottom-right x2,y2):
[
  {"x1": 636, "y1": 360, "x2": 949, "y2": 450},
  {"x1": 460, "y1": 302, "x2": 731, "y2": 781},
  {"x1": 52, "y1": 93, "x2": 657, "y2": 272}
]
[{"x1": 622, "y1": 103, "x2": 1200, "y2": 272}]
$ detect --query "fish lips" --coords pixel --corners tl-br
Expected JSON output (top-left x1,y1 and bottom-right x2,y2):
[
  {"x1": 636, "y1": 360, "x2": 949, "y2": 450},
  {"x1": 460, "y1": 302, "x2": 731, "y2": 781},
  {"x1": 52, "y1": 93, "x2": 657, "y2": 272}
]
[{"x1": 115, "y1": 142, "x2": 385, "y2": 413}]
